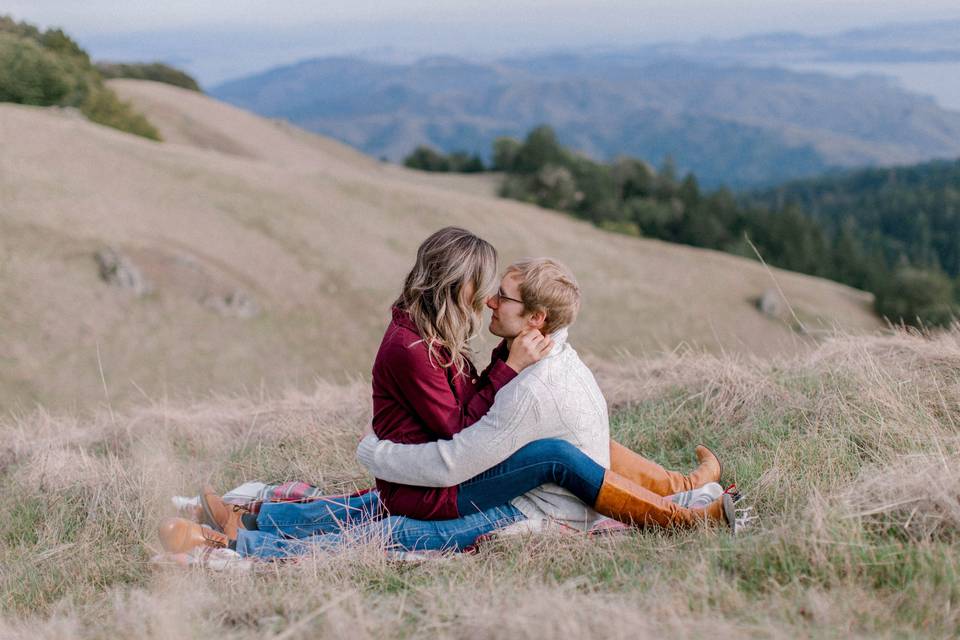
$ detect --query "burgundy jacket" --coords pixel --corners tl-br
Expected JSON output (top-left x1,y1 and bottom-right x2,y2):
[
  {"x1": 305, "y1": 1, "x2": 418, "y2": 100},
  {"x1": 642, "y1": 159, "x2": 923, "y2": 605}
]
[{"x1": 371, "y1": 306, "x2": 517, "y2": 519}]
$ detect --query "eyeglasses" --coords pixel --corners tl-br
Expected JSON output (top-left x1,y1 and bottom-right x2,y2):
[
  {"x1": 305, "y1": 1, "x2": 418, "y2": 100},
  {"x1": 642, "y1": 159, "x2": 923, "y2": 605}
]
[{"x1": 495, "y1": 288, "x2": 523, "y2": 305}]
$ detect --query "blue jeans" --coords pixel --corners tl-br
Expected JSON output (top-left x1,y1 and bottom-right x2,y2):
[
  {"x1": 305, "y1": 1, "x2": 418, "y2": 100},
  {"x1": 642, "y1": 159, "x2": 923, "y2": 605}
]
[
  {"x1": 236, "y1": 503, "x2": 525, "y2": 559},
  {"x1": 256, "y1": 438, "x2": 605, "y2": 540},
  {"x1": 256, "y1": 490, "x2": 383, "y2": 538},
  {"x1": 456, "y1": 438, "x2": 606, "y2": 516}
]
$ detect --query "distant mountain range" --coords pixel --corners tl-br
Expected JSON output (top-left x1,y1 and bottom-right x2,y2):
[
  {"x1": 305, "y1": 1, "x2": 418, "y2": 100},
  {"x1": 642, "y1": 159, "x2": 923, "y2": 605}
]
[{"x1": 211, "y1": 49, "x2": 960, "y2": 188}]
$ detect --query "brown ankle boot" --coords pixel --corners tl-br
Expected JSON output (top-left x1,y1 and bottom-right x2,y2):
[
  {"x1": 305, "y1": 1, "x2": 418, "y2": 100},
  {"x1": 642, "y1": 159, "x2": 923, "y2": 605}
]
[
  {"x1": 609, "y1": 440, "x2": 722, "y2": 495},
  {"x1": 593, "y1": 470, "x2": 735, "y2": 532},
  {"x1": 200, "y1": 486, "x2": 247, "y2": 540},
  {"x1": 158, "y1": 517, "x2": 229, "y2": 553}
]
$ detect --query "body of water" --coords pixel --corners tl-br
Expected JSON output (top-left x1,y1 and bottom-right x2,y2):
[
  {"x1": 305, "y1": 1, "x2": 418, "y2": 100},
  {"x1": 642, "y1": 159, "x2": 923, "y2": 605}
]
[{"x1": 786, "y1": 61, "x2": 960, "y2": 112}]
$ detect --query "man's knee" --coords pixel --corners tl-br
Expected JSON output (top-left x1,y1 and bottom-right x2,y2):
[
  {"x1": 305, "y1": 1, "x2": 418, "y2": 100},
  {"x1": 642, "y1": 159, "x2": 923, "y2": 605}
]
[
  {"x1": 514, "y1": 438, "x2": 580, "y2": 464},
  {"x1": 510, "y1": 439, "x2": 585, "y2": 486}
]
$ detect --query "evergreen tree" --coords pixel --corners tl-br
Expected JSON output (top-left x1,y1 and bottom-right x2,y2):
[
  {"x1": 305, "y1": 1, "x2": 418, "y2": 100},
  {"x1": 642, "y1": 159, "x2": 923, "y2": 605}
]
[
  {"x1": 492, "y1": 137, "x2": 521, "y2": 172},
  {"x1": 875, "y1": 266, "x2": 957, "y2": 327},
  {"x1": 403, "y1": 146, "x2": 451, "y2": 172},
  {"x1": 512, "y1": 126, "x2": 567, "y2": 174}
]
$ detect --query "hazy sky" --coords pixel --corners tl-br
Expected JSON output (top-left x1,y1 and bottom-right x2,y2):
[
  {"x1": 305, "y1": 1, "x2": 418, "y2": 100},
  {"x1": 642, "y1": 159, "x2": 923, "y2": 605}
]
[
  {"x1": 7, "y1": 1, "x2": 960, "y2": 85},
  {"x1": 9, "y1": 0, "x2": 960, "y2": 36}
]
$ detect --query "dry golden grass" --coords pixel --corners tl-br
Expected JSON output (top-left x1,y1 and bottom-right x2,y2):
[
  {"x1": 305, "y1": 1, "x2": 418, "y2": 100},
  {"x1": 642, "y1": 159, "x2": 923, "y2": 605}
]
[
  {"x1": 1, "y1": 328, "x2": 957, "y2": 638},
  {"x1": 0, "y1": 79, "x2": 881, "y2": 411}
]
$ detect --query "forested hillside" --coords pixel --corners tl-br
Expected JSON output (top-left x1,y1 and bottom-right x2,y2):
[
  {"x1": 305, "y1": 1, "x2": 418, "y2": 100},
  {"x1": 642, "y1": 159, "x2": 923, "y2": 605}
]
[
  {"x1": 751, "y1": 160, "x2": 960, "y2": 278},
  {"x1": 418, "y1": 127, "x2": 959, "y2": 326},
  {"x1": 747, "y1": 161, "x2": 960, "y2": 325}
]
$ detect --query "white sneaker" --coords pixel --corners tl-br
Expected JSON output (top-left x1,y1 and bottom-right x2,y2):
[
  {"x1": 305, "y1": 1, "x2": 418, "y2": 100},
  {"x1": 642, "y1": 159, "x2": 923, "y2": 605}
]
[{"x1": 668, "y1": 482, "x2": 724, "y2": 508}]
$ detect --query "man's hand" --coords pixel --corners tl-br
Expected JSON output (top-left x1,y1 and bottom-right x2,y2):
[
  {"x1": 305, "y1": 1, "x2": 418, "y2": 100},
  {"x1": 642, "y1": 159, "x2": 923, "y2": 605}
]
[{"x1": 505, "y1": 328, "x2": 554, "y2": 373}]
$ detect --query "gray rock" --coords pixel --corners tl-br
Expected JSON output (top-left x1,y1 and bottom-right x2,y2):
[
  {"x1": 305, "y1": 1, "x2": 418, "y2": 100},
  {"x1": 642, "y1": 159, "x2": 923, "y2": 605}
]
[
  {"x1": 95, "y1": 248, "x2": 152, "y2": 297},
  {"x1": 203, "y1": 289, "x2": 260, "y2": 318},
  {"x1": 757, "y1": 288, "x2": 785, "y2": 319}
]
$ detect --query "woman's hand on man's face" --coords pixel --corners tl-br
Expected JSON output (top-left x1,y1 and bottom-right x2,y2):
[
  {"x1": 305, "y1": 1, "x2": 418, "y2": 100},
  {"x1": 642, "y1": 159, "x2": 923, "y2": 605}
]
[{"x1": 505, "y1": 328, "x2": 554, "y2": 373}]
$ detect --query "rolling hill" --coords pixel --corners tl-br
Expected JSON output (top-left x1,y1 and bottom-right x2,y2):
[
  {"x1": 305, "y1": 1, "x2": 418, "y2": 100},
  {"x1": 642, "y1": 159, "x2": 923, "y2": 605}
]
[{"x1": 0, "y1": 79, "x2": 882, "y2": 411}]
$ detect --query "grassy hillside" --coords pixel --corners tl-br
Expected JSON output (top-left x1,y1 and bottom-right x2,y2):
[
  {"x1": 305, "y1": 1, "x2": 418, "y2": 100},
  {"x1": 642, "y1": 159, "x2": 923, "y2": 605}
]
[
  {"x1": 0, "y1": 79, "x2": 882, "y2": 411},
  {"x1": 210, "y1": 54, "x2": 960, "y2": 187},
  {"x1": 0, "y1": 328, "x2": 957, "y2": 637}
]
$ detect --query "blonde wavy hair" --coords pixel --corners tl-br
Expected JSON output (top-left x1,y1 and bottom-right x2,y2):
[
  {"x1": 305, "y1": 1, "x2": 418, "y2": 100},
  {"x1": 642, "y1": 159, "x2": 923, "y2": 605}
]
[{"x1": 395, "y1": 227, "x2": 498, "y2": 376}]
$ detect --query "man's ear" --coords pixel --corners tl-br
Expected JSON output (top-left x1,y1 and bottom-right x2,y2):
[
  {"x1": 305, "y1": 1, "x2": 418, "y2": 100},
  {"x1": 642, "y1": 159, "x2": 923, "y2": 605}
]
[{"x1": 527, "y1": 310, "x2": 547, "y2": 330}]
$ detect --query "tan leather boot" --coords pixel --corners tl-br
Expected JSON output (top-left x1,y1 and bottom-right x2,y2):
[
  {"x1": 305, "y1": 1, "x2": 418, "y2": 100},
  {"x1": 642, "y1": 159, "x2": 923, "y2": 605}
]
[
  {"x1": 593, "y1": 470, "x2": 735, "y2": 532},
  {"x1": 609, "y1": 440, "x2": 722, "y2": 495},
  {"x1": 200, "y1": 486, "x2": 246, "y2": 540},
  {"x1": 158, "y1": 517, "x2": 230, "y2": 553}
]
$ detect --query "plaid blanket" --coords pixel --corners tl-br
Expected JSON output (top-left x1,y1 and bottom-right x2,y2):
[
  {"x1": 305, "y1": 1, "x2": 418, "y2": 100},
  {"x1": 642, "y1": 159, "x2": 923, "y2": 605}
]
[{"x1": 221, "y1": 481, "x2": 378, "y2": 515}]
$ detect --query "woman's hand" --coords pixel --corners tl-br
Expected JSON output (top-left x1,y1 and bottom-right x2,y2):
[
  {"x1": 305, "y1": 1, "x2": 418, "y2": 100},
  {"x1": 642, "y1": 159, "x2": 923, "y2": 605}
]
[{"x1": 505, "y1": 328, "x2": 554, "y2": 373}]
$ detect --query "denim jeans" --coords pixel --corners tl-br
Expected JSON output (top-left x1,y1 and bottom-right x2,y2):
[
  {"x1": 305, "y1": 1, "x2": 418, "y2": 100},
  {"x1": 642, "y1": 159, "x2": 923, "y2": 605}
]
[
  {"x1": 236, "y1": 503, "x2": 525, "y2": 559},
  {"x1": 244, "y1": 436, "x2": 604, "y2": 561},
  {"x1": 256, "y1": 490, "x2": 383, "y2": 538},
  {"x1": 456, "y1": 438, "x2": 606, "y2": 516}
]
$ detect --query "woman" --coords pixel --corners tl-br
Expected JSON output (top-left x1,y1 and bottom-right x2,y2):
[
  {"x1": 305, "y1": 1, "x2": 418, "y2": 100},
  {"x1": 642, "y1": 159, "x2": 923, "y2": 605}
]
[{"x1": 159, "y1": 228, "x2": 729, "y2": 557}]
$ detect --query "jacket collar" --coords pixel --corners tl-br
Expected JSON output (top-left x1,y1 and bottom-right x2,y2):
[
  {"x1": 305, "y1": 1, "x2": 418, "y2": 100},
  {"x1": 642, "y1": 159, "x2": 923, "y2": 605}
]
[{"x1": 391, "y1": 306, "x2": 420, "y2": 334}]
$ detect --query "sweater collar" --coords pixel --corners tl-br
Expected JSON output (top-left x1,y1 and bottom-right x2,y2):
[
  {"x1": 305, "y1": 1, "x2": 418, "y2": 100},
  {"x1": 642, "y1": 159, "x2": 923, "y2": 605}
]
[
  {"x1": 550, "y1": 327, "x2": 569, "y2": 344},
  {"x1": 547, "y1": 327, "x2": 569, "y2": 355}
]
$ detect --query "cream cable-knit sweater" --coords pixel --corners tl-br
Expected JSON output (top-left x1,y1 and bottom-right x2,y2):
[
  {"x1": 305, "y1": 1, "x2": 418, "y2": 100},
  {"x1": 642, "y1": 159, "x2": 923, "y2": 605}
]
[{"x1": 356, "y1": 328, "x2": 611, "y2": 531}]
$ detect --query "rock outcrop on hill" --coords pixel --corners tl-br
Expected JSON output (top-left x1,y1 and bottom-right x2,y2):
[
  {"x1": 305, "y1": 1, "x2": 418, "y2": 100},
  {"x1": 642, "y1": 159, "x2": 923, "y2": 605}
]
[{"x1": 95, "y1": 248, "x2": 152, "y2": 297}]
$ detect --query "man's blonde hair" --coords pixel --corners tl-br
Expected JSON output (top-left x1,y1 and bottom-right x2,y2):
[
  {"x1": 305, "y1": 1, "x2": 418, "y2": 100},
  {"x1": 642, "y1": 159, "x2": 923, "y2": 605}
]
[{"x1": 506, "y1": 258, "x2": 581, "y2": 334}]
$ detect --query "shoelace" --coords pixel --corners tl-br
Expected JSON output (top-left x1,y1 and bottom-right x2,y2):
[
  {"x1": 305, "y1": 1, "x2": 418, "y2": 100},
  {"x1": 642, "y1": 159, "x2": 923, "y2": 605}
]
[
  {"x1": 723, "y1": 483, "x2": 743, "y2": 503},
  {"x1": 200, "y1": 525, "x2": 227, "y2": 546},
  {"x1": 734, "y1": 507, "x2": 757, "y2": 531},
  {"x1": 722, "y1": 483, "x2": 758, "y2": 532}
]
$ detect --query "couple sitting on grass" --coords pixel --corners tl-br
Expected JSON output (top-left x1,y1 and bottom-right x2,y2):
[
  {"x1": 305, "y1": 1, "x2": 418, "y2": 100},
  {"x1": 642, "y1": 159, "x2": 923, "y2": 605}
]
[{"x1": 159, "y1": 227, "x2": 742, "y2": 561}]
